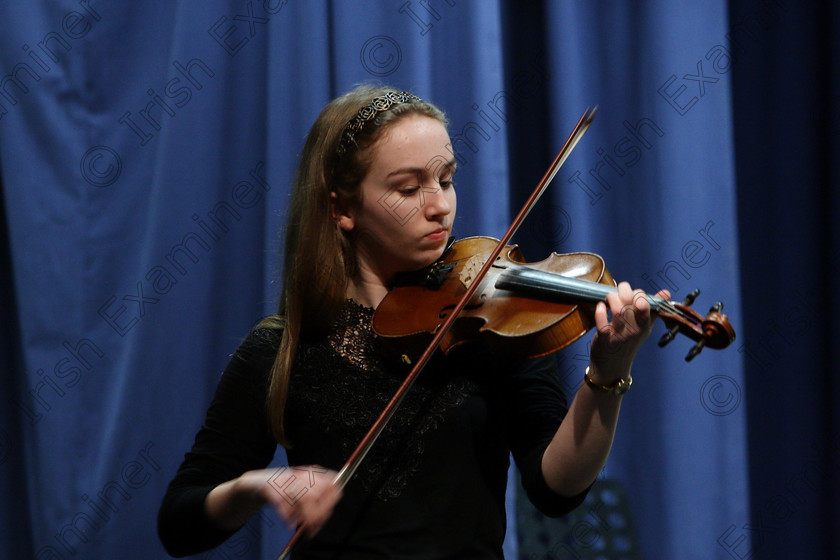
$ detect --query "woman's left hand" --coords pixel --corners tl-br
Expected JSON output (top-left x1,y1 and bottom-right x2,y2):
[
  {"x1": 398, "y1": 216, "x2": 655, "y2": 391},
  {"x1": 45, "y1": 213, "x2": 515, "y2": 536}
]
[{"x1": 588, "y1": 282, "x2": 670, "y2": 384}]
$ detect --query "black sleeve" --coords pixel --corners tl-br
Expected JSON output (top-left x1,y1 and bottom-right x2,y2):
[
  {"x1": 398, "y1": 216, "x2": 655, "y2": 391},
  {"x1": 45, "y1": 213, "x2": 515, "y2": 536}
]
[
  {"x1": 506, "y1": 354, "x2": 590, "y2": 517},
  {"x1": 157, "y1": 327, "x2": 281, "y2": 557}
]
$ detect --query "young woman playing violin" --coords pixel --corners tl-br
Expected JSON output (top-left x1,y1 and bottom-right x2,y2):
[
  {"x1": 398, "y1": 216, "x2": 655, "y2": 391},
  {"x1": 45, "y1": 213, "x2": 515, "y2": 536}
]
[{"x1": 157, "y1": 84, "x2": 669, "y2": 559}]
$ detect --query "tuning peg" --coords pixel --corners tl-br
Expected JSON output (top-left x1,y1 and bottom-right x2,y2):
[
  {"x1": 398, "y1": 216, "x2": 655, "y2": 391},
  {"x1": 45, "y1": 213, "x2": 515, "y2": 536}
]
[
  {"x1": 658, "y1": 325, "x2": 680, "y2": 347},
  {"x1": 683, "y1": 289, "x2": 700, "y2": 306},
  {"x1": 685, "y1": 339, "x2": 706, "y2": 361},
  {"x1": 710, "y1": 301, "x2": 723, "y2": 313}
]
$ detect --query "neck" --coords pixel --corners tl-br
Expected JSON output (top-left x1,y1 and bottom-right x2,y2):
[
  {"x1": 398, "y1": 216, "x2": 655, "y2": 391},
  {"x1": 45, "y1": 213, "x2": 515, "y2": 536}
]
[{"x1": 346, "y1": 271, "x2": 390, "y2": 309}]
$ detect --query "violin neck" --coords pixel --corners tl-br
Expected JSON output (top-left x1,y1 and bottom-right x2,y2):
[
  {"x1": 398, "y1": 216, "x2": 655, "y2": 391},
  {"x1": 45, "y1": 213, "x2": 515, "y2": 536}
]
[{"x1": 496, "y1": 266, "x2": 666, "y2": 310}]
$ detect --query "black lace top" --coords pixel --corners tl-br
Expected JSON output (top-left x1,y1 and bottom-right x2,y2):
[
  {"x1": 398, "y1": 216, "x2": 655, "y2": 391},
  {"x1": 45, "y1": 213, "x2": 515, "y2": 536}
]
[{"x1": 158, "y1": 300, "x2": 587, "y2": 559}]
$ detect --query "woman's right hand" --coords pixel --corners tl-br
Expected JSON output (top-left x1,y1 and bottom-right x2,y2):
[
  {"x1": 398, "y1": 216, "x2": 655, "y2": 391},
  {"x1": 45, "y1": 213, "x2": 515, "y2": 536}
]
[{"x1": 206, "y1": 465, "x2": 342, "y2": 537}]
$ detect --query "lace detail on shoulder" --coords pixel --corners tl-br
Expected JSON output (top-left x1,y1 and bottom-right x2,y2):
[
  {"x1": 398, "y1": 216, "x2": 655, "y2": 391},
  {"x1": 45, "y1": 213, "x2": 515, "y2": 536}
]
[{"x1": 233, "y1": 324, "x2": 282, "y2": 366}]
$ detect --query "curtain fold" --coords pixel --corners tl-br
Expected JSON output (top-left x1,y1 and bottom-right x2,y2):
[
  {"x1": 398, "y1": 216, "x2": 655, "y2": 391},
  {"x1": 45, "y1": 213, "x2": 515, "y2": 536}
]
[
  {"x1": 729, "y1": 1, "x2": 840, "y2": 558},
  {"x1": 506, "y1": 3, "x2": 748, "y2": 559}
]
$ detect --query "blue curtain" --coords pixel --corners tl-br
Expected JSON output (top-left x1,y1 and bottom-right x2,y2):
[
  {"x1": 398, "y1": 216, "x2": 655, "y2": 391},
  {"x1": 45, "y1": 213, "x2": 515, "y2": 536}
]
[
  {"x1": 728, "y1": 1, "x2": 840, "y2": 558},
  {"x1": 0, "y1": 1, "x2": 835, "y2": 559}
]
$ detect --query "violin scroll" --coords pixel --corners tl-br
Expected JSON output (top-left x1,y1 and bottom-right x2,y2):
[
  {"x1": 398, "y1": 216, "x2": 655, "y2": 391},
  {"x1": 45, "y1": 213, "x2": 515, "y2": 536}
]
[{"x1": 656, "y1": 290, "x2": 735, "y2": 361}]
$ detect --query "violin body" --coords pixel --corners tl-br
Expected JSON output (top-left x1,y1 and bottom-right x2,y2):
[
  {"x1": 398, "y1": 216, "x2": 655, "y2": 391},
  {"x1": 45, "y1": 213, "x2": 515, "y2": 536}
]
[{"x1": 373, "y1": 236, "x2": 616, "y2": 360}]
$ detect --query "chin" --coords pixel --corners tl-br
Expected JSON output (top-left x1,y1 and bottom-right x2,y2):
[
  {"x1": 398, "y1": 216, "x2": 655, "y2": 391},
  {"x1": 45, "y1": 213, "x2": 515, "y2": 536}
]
[{"x1": 401, "y1": 253, "x2": 439, "y2": 274}]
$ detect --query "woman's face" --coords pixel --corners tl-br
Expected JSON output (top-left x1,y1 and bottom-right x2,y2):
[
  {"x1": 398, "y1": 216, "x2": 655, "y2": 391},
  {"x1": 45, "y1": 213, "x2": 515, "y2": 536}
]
[{"x1": 336, "y1": 114, "x2": 457, "y2": 284}]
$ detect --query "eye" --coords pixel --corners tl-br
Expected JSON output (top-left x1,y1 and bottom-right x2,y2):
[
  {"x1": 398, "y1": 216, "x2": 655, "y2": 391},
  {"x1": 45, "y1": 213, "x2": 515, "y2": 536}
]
[
  {"x1": 398, "y1": 185, "x2": 420, "y2": 195},
  {"x1": 439, "y1": 166, "x2": 456, "y2": 189}
]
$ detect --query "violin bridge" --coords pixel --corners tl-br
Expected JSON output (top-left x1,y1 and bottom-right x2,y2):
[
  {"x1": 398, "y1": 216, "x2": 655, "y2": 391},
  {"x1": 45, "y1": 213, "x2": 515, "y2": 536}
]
[{"x1": 459, "y1": 254, "x2": 486, "y2": 289}]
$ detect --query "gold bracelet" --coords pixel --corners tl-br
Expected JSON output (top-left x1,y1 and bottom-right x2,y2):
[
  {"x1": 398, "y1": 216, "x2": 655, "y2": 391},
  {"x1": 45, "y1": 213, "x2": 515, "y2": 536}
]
[{"x1": 584, "y1": 366, "x2": 632, "y2": 395}]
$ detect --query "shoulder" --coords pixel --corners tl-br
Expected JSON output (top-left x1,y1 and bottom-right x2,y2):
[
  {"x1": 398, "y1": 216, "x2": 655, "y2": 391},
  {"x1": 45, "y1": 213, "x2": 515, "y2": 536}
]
[{"x1": 231, "y1": 316, "x2": 284, "y2": 369}]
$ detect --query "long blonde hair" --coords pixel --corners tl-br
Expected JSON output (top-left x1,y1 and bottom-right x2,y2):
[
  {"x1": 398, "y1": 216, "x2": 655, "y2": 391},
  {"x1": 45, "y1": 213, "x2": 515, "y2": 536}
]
[{"x1": 264, "y1": 84, "x2": 447, "y2": 446}]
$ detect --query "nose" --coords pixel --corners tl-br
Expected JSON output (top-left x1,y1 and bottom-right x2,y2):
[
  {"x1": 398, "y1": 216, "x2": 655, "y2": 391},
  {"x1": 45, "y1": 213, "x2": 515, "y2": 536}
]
[{"x1": 423, "y1": 181, "x2": 453, "y2": 219}]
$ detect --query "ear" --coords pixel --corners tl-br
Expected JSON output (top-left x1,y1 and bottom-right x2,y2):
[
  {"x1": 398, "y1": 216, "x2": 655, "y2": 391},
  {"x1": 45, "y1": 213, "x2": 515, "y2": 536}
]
[{"x1": 330, "y1": 192, "x2": 355, "y2": 232}]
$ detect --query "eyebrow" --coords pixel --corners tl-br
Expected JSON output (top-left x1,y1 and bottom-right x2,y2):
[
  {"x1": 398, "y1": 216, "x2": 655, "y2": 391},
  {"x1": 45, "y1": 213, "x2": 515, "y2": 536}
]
[{"x1": 385, "y1": 157, "x2": 457, "y2": 178}]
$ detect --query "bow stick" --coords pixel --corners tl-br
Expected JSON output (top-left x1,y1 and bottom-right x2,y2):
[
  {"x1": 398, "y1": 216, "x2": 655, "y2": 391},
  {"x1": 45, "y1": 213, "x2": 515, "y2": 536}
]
[{"x1": 276, "y1": 107, "x2": 597, "y2": 559}]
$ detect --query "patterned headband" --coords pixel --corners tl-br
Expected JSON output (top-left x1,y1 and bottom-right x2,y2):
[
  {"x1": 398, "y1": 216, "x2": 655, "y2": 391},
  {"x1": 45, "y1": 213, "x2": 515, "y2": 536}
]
[{"x1": 336, "y1": 90, "x2": 422, "y2": 156}]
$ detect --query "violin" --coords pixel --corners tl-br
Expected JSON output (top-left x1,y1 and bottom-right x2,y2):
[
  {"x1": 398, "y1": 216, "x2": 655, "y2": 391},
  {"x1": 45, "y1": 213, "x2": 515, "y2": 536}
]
[
  {"x1": 275, "y1": 107, "x2": 735, "y2": 559},
  {"x1": 373, "y1": 235, "x2": 735, "y2": 363}
]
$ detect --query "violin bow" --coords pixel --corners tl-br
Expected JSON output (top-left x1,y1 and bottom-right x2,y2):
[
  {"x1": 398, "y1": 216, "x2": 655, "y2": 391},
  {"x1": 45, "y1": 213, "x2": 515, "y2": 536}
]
[{"x1": 275, "y1": 107, "x2": 596, "y2": 559}]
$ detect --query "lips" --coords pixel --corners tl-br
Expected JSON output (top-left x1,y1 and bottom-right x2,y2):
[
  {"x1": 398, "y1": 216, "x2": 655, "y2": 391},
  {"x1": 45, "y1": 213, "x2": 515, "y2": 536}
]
[{"x1": 425, "y1": 227, "x2": 448, "y2": 241}]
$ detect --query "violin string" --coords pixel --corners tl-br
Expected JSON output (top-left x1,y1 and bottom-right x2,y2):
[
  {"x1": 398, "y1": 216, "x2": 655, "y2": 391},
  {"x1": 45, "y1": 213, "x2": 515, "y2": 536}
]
[{"x1": 655, "y1": 299, "x2": 701, "y2": 326}]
